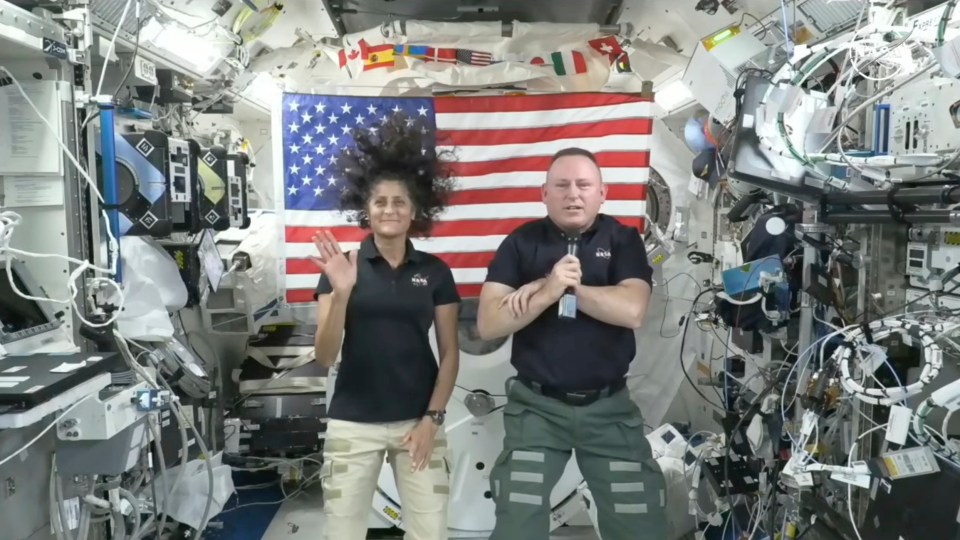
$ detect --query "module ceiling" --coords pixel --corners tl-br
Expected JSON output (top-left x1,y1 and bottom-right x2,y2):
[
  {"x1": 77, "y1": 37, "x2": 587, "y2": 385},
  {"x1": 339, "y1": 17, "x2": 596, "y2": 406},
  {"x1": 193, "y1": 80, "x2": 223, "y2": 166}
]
[{"x1": 328, "y1": 0, "x2": 625, "y2": 35}]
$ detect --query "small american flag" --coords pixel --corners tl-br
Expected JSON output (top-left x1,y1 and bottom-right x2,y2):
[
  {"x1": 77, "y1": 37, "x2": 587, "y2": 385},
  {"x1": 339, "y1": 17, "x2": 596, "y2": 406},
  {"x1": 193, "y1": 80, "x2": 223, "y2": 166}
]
[
  {"x1": 280, "y1": 92, "x2": 653, "y2": 305},
  {"x1": 456, "y1": 49, "x2": 494, "y2": 66}
]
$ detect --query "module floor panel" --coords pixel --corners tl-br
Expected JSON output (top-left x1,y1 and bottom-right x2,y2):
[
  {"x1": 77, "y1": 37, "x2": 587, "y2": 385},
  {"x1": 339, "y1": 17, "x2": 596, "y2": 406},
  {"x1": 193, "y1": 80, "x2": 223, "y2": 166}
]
[{"x1": 258, "y1": 485, "x2": 601, "y2": 540}]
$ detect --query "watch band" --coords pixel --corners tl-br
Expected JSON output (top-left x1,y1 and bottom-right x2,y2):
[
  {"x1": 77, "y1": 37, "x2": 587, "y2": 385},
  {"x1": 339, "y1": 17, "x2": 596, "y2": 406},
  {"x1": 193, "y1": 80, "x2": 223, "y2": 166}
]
[{"x1": 425, "y1": 410, "x2": 445, "y2": 425}]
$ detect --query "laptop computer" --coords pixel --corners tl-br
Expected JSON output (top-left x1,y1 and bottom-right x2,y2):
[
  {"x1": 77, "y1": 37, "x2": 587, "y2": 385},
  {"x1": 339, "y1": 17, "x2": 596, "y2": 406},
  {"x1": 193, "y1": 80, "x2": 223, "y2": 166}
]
[{"x1": 0, "y1": 352, "x2": 122, "y2": 411}]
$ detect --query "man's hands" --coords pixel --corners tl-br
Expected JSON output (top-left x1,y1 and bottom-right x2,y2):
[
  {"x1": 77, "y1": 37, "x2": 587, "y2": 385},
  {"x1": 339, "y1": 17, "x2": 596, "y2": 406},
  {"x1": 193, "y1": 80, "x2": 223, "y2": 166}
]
[
  {"x1": 498, "y1": 255, "x2": 581, "y2": 318},
  {"x1": 543, "y1": 254, "x2": 582, "y2": 298},
  {"x1": 402, "y1": 418, "x2": 439, "y2": 472},
  {"x1": 499, "y1": 279, "x2": 546, "y2": 317}
]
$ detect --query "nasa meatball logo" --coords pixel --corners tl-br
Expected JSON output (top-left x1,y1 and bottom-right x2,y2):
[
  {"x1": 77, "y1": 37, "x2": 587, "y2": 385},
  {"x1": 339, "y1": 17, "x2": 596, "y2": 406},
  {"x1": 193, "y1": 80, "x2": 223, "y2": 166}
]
[
  {"x1": 411, "y1": 273, "x2": 429, "y2": 287},
  {"x1": 595, "y1": 247, "x2": 611, "y2": 259}
]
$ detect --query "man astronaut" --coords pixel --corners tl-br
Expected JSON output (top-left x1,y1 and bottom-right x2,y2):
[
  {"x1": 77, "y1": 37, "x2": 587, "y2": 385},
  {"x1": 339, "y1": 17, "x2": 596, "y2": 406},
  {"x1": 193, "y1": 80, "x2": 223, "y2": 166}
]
[{"x1": 477, "y1": 148, "x2": 667, "y2": 539}]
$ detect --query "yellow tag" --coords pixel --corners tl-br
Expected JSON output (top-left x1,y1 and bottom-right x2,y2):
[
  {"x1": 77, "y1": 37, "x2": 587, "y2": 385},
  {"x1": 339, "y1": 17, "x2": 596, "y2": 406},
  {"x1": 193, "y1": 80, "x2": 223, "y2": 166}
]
[
  {"x1": 383, "y1": 506, "x2": 400, "y2": 520},
  {"x1": 883, "y1": 456, "x2": 899, "y2": 476}
]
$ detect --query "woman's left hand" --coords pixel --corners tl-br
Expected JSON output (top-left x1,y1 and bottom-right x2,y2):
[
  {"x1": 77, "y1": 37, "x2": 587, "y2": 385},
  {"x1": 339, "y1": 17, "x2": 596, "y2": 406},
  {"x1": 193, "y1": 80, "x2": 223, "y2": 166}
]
[{"x1": 402, "y1": 418, "x2": 439, "y2": 472}]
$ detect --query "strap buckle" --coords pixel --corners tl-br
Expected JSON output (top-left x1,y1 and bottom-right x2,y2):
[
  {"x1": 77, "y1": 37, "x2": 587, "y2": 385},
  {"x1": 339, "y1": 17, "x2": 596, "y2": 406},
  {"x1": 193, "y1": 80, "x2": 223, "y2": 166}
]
[{"x1": 565, "y1": 391, "x2": 591, "y2": 399}]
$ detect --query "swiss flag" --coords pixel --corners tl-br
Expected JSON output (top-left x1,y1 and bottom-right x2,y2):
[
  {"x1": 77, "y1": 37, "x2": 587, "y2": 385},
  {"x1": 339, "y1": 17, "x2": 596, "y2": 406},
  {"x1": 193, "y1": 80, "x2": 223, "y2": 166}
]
[{"x1": 588, "y1": 36, "x2": 624, "y2": 64}]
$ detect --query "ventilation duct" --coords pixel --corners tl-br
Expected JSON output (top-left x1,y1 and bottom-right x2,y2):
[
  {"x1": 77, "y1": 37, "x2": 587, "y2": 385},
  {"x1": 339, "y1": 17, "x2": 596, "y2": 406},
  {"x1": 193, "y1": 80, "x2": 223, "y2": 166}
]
[{"x1": 90, "y1": 0, "x2": 158, "y2": 38}]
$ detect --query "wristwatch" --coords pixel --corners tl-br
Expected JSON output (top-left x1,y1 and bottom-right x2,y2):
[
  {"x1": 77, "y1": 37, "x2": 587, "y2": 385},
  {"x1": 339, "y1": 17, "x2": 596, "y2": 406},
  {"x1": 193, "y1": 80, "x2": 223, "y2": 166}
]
[{"x1": 424, "y1": 410, "x2": 446, "y2": 426}]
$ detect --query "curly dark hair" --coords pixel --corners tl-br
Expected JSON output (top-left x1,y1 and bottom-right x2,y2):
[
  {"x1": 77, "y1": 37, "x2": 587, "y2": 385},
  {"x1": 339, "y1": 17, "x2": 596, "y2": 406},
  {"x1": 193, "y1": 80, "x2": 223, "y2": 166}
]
[{"x1": 335, "y1": 112, "x2": 456, "y2": 237}]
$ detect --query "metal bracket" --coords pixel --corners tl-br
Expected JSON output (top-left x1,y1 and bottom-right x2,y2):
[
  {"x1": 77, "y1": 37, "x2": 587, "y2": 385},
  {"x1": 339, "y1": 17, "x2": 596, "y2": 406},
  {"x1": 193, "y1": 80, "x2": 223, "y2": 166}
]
[
  {"x1": 797, "y1": 223, "x2": 833, "y2": 234},
  {"x1": 0, "y1": 1, "x2": 69, "y2": 56}
]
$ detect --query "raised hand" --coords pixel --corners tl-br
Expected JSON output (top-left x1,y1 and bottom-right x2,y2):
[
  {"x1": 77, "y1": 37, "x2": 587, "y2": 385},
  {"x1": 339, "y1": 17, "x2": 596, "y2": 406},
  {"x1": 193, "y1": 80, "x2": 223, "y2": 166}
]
[{"x1": 309, "y1": 230, "x2": 358, "y2": 294}]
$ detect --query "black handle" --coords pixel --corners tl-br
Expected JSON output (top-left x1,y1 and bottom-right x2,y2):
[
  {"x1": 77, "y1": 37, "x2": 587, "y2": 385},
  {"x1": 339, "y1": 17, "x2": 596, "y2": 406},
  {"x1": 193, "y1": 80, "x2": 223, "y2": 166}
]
[{"x1": 728, "y1": 191, "x2": 768, "y2": 223}]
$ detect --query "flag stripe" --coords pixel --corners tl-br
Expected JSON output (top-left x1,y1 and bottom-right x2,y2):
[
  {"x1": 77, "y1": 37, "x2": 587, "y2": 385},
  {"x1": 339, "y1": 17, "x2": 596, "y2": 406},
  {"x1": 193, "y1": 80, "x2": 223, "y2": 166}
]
[
  {"x1": 435, "y1": 102, "x2": 651, "y2": 130},
  {"x1": 448, "y1": 183, "x2": 645, "y2": 206},
  {"x1": 447, "y1": 151, "x2": 649, "y2": 177},
  {"x1": 283, "y1": 200, "x2": 645, "y2": 228},
  {"x1": 284, "y1": 215, "x2": 645, "y2": 257},
  {"x1": 439, "y1": 134, "x2": 649, "y2": 161},
  {"x1": 285, "y1": 216, "x2": 646, "y2": 244},
  {"x1": 454, "y1": 168, "x2": 648, "y2": 190},
  {"x1": 433, "y1": 93, "x2": 647, "y2": 114},
  {"x1": 573, "y1": 51, "x2": 587, "y2": 73},
  {"x1": 286, "y1": 251, "x2": 498, "y2": 276},
  {"x1": 287, "y1": 268, "x2": 489, "y2": 289},
  {"x1": 286, "y1": 283, "x2": 484, "y2": 304},
  {"x1": 280, "y1": 93, "x2": 652, "y2": 305},
  {"x1": 441, "y1": 118, "x2": 654, "y2": 146},
  {"x1": 551, "y1": 52, "x2": 567, "y2": 76}
]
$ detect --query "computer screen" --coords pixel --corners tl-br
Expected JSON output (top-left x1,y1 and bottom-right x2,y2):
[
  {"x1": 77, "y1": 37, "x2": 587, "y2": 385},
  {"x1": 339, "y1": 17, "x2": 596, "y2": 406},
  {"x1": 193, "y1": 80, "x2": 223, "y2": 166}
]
[{"x1": 199, "y1": 229, "x2": 225, "y2": 293}]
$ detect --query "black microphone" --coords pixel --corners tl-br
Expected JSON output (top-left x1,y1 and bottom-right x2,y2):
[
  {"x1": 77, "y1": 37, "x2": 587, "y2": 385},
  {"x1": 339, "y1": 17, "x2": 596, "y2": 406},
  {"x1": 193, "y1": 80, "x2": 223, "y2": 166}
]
[{"x1": 558, "y1": 234, "x2": 579, "y2": 319}]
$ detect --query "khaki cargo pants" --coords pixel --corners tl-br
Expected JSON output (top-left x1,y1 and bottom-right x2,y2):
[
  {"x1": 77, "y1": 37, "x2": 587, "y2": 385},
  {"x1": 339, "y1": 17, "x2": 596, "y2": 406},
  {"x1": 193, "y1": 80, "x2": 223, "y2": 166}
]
[
  {"x1": 489, "y1": 378, "x2": 668, "y2": 540},
  {"x1": 321, "y1": 418, "x2": 450, "y2": 540}
]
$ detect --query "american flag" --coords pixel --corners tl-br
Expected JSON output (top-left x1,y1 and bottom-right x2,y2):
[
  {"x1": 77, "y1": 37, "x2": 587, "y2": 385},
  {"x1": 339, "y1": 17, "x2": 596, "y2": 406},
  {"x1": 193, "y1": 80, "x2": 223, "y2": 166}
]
[{"x1": 280, "y1": 92, "x2": 653, "y2": 305}]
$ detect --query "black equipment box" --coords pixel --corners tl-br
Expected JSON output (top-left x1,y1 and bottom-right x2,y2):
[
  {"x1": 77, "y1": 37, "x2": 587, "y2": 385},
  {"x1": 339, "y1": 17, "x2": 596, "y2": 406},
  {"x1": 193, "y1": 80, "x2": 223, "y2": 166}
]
[
  {"x1": 0, "y1": 352, "x2": 122, "y2": 411},
  {"x1": 237, "y1": 395, "x2": 327, "y2": 457},
  {"x1": 860, "y1": 462, "x2": 960, "y2": 540}
]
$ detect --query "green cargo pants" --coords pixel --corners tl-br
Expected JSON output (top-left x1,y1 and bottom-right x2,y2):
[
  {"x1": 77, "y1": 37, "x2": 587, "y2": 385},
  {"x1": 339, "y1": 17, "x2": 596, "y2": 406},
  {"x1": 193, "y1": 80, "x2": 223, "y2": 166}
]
[{"x1": 489, "y1": 377, "x2": 668, "y2": 540}]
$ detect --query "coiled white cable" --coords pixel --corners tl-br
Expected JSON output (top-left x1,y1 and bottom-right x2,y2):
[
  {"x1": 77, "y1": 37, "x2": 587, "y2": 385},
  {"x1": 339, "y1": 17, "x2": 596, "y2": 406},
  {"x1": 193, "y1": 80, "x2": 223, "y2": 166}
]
[
  {"x1": 0, "y1": 66, "x2": 125, "y2": 328},
  {"x1": 836, "y1": 317, "x2": 946, "y2": 405}
]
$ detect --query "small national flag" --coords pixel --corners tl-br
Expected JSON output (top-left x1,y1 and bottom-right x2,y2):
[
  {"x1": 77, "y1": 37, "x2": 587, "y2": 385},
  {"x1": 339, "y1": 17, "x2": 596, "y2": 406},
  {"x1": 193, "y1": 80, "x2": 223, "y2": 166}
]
[
  {"x1": 360, "y1": 41, "x2": 395, "y2": 70},
  {"x1": 456, "y1": 49, "x2": 494, "y2": 66},
  {"x1": 588, "y1": 36, "x2": 625, "y2": 63},
  {"x1": 535, "y1": 50, "x2": 588, "y2": 76},
  {"x1": 426, "y1": 47, "x2": 458, "y2": 63},
  {"x1": 279, "y1": 93, "x2": 653, "y2": 304},
  {"x1": 395, "y1": 45, "x2": 430, "y2": 58}
]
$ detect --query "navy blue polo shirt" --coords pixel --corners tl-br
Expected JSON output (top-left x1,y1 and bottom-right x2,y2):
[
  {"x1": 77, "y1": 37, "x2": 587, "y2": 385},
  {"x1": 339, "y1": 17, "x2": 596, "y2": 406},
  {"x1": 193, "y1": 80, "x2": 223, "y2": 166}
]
[
  {"x1": 315, "y1": 235, "x2": 460, "y2": 423},
  {"x1": 484, "y1": 214, "x2": 653, "y2": 391}
]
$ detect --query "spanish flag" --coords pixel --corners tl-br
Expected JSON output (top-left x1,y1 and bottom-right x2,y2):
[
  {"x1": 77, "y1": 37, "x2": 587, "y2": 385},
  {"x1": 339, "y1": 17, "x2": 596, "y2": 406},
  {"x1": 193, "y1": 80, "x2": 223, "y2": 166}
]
[{"x1": 360, "y1": 40, "x2": 395, "y2": 70}]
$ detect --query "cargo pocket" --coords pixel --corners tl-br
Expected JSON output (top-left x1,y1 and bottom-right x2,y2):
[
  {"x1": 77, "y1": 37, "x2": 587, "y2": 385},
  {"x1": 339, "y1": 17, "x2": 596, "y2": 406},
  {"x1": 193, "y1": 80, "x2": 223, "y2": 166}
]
[
  {"x1": 616, "y1": 416, "x2": 652, "y2": 459},
  {"x1": 615, "y1": 416, "x2": 668, "y2": 512},
  {"x1": 488, "y1": 405, "x2": 526, "y2": 505},
  {"x1": 430, "y1": 456, "x2": 451, "y2": 497},
  {"x1": 320, "y1": 460, "x2": 340, "y2": 502}
]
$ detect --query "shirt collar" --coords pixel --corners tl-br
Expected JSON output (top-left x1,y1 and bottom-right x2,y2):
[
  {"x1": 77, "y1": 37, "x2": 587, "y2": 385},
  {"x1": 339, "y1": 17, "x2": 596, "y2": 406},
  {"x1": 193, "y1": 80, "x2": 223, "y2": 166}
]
[
  {"x1": 544, "y1": 214, "x2": 606, "y2": 241},
  {"x1": 359, "y1": 234, "x2": 421, "y2": 263}
]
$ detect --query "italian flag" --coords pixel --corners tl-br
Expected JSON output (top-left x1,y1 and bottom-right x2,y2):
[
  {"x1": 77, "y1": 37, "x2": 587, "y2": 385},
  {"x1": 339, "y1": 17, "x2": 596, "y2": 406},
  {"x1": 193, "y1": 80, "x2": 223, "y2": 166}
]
[{"x1": 532, "y1": 50, "x2": 588, "y2": 76}]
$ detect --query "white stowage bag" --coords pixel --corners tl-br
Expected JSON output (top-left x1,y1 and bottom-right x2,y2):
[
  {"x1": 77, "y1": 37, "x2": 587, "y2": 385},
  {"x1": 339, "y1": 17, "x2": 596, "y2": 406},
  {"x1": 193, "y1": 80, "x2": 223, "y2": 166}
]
[
  {"x1": 229, "y1": 212, "x2": 283, "y2": 313},
  {"x1": 158, "y1": 452, "x2": 236, "y2": 531},
  {"x1": 114, "y1": 237, "x2": 189, "y2": 341}
]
